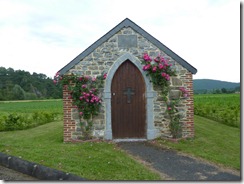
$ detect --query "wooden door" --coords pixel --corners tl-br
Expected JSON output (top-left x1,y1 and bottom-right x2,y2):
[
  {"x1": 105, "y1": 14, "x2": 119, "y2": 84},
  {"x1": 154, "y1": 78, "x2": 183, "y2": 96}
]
[{"x1": 111, "y1": 60, "x2": 146, "y2": 138}]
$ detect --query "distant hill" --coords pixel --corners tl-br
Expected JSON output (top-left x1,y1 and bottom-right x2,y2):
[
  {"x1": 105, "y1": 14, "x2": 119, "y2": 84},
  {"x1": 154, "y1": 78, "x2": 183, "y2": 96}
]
[{"x1": 193, "y1": 79, "x2": 240, "y2": 94}]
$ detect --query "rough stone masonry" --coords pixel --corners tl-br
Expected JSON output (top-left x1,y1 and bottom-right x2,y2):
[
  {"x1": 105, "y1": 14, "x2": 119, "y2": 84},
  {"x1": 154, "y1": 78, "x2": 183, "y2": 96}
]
[{"x1": 60, "y1": 18, "x2": 197, "y2": 142}]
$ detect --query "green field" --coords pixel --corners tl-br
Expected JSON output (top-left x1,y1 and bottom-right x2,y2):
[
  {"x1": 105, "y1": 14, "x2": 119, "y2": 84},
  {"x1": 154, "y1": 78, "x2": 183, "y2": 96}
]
[
  {"x1": 0, "y1": 99, "x2": 63, "y2": 114},
  {"x1": 194, "y1": 94, "x2": 240, "y2": 127},
  {"x1": 0, "y1": 100, "x2": 63, "y2": 131}
]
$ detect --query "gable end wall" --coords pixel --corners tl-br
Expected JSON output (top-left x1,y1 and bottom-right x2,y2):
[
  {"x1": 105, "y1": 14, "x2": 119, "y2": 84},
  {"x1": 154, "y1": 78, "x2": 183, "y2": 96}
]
[{"x1": 63, "y1": 27, "x2": 194, "y2": 142}]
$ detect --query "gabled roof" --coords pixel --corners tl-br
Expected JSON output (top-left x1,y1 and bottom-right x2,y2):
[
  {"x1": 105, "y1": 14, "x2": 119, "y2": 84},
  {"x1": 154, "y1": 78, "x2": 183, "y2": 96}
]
[{"x1": 59, "y1": 18, "x2": 197, "y2": 75}]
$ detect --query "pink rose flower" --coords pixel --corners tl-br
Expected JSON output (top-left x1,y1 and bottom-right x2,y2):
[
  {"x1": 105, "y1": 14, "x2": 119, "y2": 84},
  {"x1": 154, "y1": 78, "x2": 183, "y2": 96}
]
[
  {"x1": 55, "y1": 72, "x2": 60, "y2": 77},
  {"x1": 154, "y1": 57, "x2": 160, "y2": 63},
  {"x1": 158, "y1": 63, "x2": 164, "y2": 70},
  {"x1": 161, "y1": 72, "x2": 167, "y2": 77},
  {"x1": 143, "y1": 65, "x2": 148, "y2": 71},
  {"x1": 143, "y1": 53, "x2": 152, "y2": 62},
  {"x1": 103, "y1": 73, "x2": 107, "y2": 79},
  {"x1": 160, "y1": 57, "x2": 166, "y2": 63},
  {"x1": 152, "y1": 66, "x2": 157, "y2": 72},
  {"x1": 165, "y1": 75, "x2": 170, "y2": 81}
]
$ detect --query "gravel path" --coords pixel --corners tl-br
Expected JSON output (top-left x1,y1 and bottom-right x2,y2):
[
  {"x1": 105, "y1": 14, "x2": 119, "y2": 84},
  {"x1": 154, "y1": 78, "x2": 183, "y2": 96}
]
[
  {"x1": 117, "y1": 142, "x2": 240, "y2": 181},
  {"x1": 0, "y1": 165, "x2": 38, "y2": 181}
]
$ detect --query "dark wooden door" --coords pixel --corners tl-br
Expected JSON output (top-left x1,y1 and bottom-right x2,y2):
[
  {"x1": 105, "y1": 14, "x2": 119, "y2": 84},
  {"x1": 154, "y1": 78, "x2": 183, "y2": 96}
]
[{"x1": 111, "y1": 60, "x2": 146, "y2": 138}]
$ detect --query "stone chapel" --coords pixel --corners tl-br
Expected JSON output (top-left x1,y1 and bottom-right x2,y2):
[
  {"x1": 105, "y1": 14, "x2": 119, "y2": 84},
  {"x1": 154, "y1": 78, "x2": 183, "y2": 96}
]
[{"x1": 58, "y1": 18, "x2": 197, "y2": 142}]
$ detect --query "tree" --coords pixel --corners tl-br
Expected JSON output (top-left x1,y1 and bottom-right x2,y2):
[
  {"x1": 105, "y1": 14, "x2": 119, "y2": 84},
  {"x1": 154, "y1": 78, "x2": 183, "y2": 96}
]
[
  {"x1": 12, "y1": 84, "x2": 26, "y2": 100},
  {"x1": 0, "y1": 66, "x2": 62, "y2": 100},
  {"x1": 221, "y1": 88, "x2": 227, "y2": 93}
]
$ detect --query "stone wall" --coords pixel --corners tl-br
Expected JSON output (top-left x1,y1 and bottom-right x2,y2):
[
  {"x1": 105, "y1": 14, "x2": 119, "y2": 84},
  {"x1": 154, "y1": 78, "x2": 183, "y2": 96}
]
[{"x1": 63, "y1": 27, "x2": 194, "y2": 142}]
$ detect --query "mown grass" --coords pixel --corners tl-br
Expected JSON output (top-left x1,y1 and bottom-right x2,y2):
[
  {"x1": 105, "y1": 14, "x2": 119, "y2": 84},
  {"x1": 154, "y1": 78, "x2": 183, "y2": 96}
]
[
  {"x1": 157, "y1": 115, "x2": 240, "y2": 170},
  {"x1": 0, "y1": 121, "x2": 161, "y2": 180}
]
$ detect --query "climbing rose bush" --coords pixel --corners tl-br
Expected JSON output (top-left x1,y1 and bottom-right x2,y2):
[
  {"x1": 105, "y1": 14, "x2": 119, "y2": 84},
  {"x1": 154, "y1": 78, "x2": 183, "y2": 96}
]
[
  {"x1": 141, "y1": 53, "x2": 189, "y2": 139},
  {"x1": 142, "y1": 53, "x2": 176, "y2": 99},
  {"x1": 54, "y1": 72, "x2": 106, "y2": 120},
  {"x1": 179, "y1": 87, "x2": 188, "y2": 98}
]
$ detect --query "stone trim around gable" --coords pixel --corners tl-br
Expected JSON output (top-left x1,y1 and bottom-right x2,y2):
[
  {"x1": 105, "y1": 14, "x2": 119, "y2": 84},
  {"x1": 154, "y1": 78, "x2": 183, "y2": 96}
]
[{"x1": 103, "y1": 53, "x2": 158, "y2": 140}]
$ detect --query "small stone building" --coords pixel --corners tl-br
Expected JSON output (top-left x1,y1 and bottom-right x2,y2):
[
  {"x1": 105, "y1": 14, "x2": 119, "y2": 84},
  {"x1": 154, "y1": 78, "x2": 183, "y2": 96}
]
[{"x1": 58, "y1": 18, "x2": 197, "y2": 142}]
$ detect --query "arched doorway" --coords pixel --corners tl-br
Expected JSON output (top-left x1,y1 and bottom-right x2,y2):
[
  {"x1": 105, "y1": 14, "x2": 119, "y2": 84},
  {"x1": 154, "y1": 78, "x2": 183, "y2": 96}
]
[
  {"x1": 111, "y1": 60, "x2": 146, "y2": 138},
  {"x1": 103, "y1": 53, "x2": 157, "y2": 140}
]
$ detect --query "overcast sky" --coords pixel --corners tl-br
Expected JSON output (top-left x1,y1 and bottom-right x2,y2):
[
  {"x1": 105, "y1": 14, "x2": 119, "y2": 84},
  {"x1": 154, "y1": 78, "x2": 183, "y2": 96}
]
[{"x1": 0, "y1": 0, "x2": 240, "y2": 82}]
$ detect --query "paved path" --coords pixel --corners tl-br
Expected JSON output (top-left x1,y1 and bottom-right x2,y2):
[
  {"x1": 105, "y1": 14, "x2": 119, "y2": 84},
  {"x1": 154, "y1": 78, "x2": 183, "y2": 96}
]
[
  {"x1": 0, "y1": 165, "x2": 38, "y2": 181},
  {"x1": 117, "y1": 142, "x2": 240, "y2": 181}
]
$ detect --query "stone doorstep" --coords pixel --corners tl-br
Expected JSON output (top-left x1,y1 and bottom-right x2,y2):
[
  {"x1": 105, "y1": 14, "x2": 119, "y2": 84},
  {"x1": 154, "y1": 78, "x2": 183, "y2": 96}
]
[
  {"x1": 0, "y1": 152, "x2": 86, "y2": 181},
  {"x1": 163, "y1": 137, "x2": 187, "y2": 143},
  {"x1": 114, "y1": 139, "x2": 147, "y2": 142}
]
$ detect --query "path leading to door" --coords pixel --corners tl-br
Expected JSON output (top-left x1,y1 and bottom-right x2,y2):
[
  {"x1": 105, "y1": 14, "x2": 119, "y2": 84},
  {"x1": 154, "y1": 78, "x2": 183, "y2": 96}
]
[{"x1": 117, "y1": 142, "x2": 240, "y2": 181}]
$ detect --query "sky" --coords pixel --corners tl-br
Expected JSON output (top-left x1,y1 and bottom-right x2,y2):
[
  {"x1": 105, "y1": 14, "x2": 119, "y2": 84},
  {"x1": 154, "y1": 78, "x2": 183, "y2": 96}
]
[{"x1": 0, "y1": 0, "x2": 240, "y2": 82}]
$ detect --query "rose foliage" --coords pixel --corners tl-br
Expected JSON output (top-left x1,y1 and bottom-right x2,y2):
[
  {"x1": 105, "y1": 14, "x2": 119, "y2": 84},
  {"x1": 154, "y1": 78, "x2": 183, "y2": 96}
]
[
  {"x1": 141, "y1": 53, "x2": 189, "y2": 138},
  {"x1": 54, "y1": 72, "x2": 106, "y2": 120},
  {"x1": 142, "y1": 53, "x2": 176, "y2": 100}
]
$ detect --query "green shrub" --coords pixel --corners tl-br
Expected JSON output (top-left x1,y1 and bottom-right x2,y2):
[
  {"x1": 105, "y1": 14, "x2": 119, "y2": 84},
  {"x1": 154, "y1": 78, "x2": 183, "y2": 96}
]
[
  {"x1": 0, "y1": 100, "x2": 62, "y2": 131},
  {"x1": 0, "y1": 112, "x2": 58, "y2": 131},
  {"x1": 32, "y1": 111, "x2": 56, "y2": 125},
  {"x1": 3, "y1": 113, "x2": 25, "y2": 130},
  {"x1": 0, "y1": 117, "x2": 5, "y2": 131}
]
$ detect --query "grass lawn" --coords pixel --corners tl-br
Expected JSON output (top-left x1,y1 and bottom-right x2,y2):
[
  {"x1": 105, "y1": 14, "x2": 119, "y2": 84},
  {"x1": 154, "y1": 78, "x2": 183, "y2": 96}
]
[
  {"x1": 0, "y1": 121, "x2": 161, "y2": 180},
  {"x1": 156, "y1": 115, "x2": 240, "y2": 170}
]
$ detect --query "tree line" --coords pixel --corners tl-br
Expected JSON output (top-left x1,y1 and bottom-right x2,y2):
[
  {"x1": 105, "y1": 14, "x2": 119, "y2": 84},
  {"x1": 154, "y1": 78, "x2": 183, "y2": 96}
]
[
  {"x1": 194, "y1": 87, "x2": 240, "y2": 94},
  {"x1": 0, "y1": 67, "x2": 62, "y2": 100}
]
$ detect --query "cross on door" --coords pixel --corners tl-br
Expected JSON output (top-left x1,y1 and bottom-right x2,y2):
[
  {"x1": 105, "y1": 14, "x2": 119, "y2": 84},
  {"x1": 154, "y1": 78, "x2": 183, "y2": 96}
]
[{"x1": 123, "y1": 87, "x2": 135, "y2": 103}]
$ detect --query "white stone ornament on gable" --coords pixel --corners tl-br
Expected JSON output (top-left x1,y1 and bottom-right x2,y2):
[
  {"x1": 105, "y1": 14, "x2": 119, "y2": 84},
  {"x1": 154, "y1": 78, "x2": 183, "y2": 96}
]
[{"x1": 58, "y1": 18, "x2": 197, "y2": 142}]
